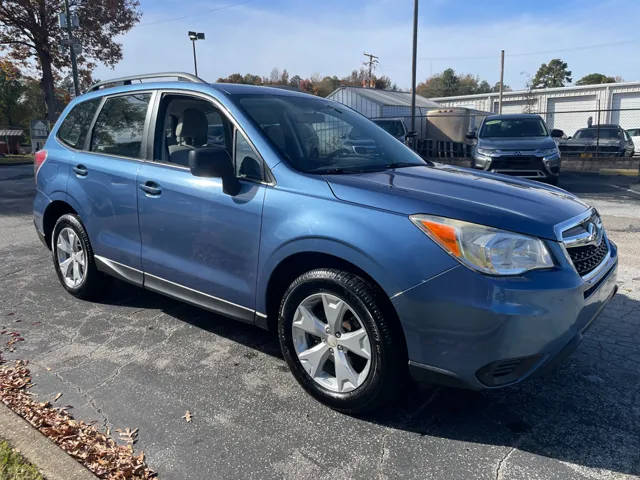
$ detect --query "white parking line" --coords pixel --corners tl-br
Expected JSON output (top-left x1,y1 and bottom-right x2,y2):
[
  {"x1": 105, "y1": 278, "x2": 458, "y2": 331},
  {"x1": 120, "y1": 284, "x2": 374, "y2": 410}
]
[{"x1": 607, "y1": 184, "x2": 640, "y2": 197}]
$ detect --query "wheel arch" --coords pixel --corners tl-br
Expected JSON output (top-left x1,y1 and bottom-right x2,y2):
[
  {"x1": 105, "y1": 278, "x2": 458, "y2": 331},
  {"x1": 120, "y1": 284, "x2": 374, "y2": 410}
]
[
  {"x1": 263, "y1": 251, "x2": 408, "y2": 364},
  {"x1": 42, "y1": 200, "x2": 78, "y2": 249}
]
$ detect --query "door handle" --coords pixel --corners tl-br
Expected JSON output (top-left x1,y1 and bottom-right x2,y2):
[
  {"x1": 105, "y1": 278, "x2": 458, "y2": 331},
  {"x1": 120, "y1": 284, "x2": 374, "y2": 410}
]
[
  {"x1": 140, "y1": 181, "x2": 162, "y2": 196},
  {"x1": 73, "y1": 164, "x2": 88, "y2": 176}
]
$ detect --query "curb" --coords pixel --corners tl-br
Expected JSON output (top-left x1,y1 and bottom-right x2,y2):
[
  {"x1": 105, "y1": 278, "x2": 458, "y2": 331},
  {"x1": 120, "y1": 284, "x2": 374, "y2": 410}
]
[
  {"x1": 598, "y1": 168, "x2": 639, "y2": 177},
  {"x1": 0, "y1": 402, "x2": 98, "y2": 480}
]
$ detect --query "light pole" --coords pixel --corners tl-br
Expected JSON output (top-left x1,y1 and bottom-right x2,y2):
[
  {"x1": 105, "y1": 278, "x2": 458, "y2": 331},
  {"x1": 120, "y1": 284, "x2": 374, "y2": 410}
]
[
  {"x1": 188, "y1": 31, "x2": 205, "y2": 77},
  {"x1": 410, "y1": 0, "x2": 419, "y2": 149}
]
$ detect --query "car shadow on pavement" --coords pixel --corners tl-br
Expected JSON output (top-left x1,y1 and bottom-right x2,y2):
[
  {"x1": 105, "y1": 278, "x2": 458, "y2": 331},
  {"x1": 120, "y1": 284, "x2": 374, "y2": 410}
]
[{"x1": 97, "y1": 278, "x2": 640, "y2": 477}]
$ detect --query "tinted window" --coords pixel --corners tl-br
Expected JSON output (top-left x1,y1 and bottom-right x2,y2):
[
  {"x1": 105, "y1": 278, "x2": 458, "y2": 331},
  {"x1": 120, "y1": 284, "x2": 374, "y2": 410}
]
[
  {"x1": 374, "y1": 120, "x2": 405, "y2": 137},
  {"x1": 234, "y1": 94, "x2": 427, "y2": 173},
  {"x1": 480, "y1": 117, "x2": 548, "y2": 138},
  {"x1": 90, "y1": 93, "x2": 151, "y2": 158},
  {"x1": 57, "y1": 98, "x2": 101, "y2": 149},
  {"x1": 234, "y1": 131, "x2": 263, "y2": 180},
  {"x1": 574, "y1": 128, "x2": 622, "y2": 140}
]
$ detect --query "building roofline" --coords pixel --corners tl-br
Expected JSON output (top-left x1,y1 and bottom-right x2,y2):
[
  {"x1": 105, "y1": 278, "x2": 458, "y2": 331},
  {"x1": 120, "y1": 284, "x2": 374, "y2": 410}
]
[
  {"x1": 326, "y1": 85, "x2": 439, "y2": 108},
  {"x1": 430, "y1": 80, "x2": 640, "y2": 102}
]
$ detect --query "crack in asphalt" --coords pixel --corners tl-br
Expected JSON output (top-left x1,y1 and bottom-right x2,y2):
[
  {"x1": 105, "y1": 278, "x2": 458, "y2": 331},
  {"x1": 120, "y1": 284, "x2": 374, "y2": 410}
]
[
  {"x1": 84, "y1": 321, "x2": 181, "y2": 396},
  {"x1": 46, "y1": 368, "x2": 110, "y2": 432},
  {"x1": 376, "y1": 430, "x2": 391, "y2": 480}
]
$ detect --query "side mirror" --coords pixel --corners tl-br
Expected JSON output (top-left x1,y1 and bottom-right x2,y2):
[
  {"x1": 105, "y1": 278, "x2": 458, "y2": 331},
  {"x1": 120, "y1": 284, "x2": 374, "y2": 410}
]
[
  {"x1": 466, "y1": 130, "x2": 477, "y2": 140},
  {"x1": 550, "y1": 129, "x2": 564, "y2": 138},
  {"x1": 189, "y1": 147, "x2": 240, "y2": 196}
]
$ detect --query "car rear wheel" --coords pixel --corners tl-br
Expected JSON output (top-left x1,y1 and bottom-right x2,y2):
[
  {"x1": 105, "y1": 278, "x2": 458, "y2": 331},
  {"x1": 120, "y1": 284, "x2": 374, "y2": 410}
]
[
  {"x1": 52, "y1": 214, "x2": 107, "y2": 299},
  {"x1": 278, "y1": 269, "x2": 405, "y2": 414}
]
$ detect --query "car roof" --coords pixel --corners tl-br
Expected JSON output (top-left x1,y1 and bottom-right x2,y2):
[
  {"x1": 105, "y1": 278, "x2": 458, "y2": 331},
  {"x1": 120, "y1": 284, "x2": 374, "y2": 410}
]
[
  {"x1": 209, "y1": 82, "x2": 313, "y2": 97},
  {"x1": 584, "y1": 124, "x2": 620, "y2": 129},
  {"x1": 484, "y1": 113, "x2": 542, "y2": 120}
]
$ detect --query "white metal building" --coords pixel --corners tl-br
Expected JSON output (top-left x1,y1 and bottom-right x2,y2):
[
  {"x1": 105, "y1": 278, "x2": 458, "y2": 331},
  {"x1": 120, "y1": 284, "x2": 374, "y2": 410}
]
[{"x1": 431, "y1": 81, "x2": 640, "y2": 136}]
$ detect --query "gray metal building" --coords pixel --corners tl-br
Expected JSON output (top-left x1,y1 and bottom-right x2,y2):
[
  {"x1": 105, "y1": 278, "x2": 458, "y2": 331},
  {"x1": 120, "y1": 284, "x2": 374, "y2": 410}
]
[{"x1": 327, "y1": 86, "x2": 441, "y2": 118}]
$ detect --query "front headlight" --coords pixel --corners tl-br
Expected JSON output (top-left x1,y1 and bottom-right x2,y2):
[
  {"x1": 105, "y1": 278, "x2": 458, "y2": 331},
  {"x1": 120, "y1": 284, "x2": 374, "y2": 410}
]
[
  {"x1": 539, "y1": 147, "x2": 559, "y2": 158},
  {"x1": 410, "y1": 214, "x2": 554, "y2": 275},
  {"x1": 476, "y1": 147, "x2": 495, "y2": 156}
]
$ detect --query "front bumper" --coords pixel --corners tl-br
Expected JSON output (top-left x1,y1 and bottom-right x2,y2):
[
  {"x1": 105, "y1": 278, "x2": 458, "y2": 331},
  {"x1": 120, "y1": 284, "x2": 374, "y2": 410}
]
[
  {"x1": 474, "y1": 153, "x2": 560, "y2": 180},
  {"x1": 394, "y1": 239, "x2": 618, "y2": 389}
]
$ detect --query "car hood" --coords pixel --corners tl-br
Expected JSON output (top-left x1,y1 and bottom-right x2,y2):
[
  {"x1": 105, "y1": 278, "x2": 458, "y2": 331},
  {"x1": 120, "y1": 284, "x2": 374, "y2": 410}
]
[
  {"x1": 325, "y1": 165, "x2": 590, "y2": 240},
  {"x1": 477, "y1": 136, "x2": 556, "y2": 151}
]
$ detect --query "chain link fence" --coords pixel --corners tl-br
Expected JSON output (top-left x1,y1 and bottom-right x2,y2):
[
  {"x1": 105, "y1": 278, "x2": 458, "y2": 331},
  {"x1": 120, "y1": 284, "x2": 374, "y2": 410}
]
[{"x1": 366, "y1": 108, "x2": 640, "y2": 159}]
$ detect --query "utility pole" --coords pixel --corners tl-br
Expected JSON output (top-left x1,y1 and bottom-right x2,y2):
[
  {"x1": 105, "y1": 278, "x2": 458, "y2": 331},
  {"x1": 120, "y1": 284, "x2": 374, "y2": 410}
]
[
  {"x1": 410, "y1": 0, "x2": 419, "y2": 148},
  {"x1": 188, "y1": 31, "x2": 205, "y2": 77},
  {"x1": 363, "y1": 52, "x2": 379, "y2": 88},
  {"x1": 498, "y1": 49, "x2": 505, "y2": 114},
  {"x1": 63, "y1": 0, "x2": 80, "y2": 97}
]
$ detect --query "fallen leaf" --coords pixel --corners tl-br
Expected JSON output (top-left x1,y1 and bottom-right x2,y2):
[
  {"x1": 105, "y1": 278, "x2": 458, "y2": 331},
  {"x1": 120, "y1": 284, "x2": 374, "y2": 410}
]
[
  {"x1": 54, "y1": 393, "x2": 62, "y2": 402},
  {"x1": 182, "y1": 410, "x2": 192, "y2": 422}
]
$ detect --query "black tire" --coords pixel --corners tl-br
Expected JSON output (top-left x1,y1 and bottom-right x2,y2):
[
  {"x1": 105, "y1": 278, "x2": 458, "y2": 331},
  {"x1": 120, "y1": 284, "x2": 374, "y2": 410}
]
[
  {"x1": 51, "y1": 214, "x2": 107, "y2": 300},
  {"x1": 278, "y1": 269, "x2": 405, "y2": 414}
]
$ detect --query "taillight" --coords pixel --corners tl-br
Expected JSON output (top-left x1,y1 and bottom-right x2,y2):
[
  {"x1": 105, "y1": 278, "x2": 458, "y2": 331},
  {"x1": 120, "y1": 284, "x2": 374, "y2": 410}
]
[{"x1": 34, "y1": 150, "x2": 47, "y2": 181}]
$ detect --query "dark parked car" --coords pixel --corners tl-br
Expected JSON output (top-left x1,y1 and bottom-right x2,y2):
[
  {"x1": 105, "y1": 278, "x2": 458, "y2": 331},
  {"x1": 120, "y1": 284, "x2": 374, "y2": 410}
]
[
  {"x1": 372, "y1": 118, "x2": 409, "y2": 144},
  {"x1": 469, "y1": 114, "x2": 562, "y2": 185},
  {"x1": 33, "y1": 73, "x2": 617, "y2": 413},
  {"x1": 559, "y1": 124, "x2": 635, "y2": 157}
]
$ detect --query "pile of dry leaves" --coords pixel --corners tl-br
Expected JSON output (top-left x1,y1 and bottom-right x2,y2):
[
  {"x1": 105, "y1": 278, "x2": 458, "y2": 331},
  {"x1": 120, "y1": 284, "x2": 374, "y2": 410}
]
[{"x1": 0, "y1": 356, "x2": 156, "y2": 479}]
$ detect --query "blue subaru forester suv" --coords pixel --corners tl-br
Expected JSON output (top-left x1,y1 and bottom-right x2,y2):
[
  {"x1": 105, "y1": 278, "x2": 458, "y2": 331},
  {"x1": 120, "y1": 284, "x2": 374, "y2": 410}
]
[{"x1": 33, "y1": 73, "x2": 618, "y2": 413}]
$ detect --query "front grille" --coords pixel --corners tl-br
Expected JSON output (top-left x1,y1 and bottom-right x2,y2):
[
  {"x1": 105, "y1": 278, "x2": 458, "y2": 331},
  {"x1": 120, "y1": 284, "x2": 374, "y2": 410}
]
[
  {"x1": 566, "y1": 239, "x2": 608, "y2": 276},
  {"x1": 491, "y1": 155, "x2": 544, "y2": 170}
]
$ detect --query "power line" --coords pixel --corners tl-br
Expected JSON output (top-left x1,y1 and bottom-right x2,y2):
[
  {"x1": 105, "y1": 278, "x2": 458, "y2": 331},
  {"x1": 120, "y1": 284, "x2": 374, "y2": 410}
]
[
  {"x1": 137, "y1": 0, "x2": 258, "y2": 27},
  {"x1": 363, "y1": 52, "x2": 379, "y2": 88},
  {"x1": 420, "y1": 39, "x2": 638, "y2": 62}
]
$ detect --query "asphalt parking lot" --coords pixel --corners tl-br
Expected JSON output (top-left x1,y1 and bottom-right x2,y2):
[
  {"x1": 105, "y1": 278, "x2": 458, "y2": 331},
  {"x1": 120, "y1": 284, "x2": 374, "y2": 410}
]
[{"x1": 1, "y1": 163, "x2": 639, "y2": 480}]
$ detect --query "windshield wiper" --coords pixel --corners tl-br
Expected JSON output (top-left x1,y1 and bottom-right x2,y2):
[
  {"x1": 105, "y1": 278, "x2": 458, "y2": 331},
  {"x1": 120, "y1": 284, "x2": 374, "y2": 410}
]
[
  {"x1": 382, "y1": 162, "x2": 422, "y2": 169},
  {"x1": 314, "y1": 162, "x2": 424, "y2": 175},
  {"x1": 314, "y1": 167, "x2": 370, "y2": 174}
]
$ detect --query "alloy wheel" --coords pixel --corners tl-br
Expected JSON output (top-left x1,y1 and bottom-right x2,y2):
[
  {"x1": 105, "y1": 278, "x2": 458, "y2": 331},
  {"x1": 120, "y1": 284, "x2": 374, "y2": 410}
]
[
  {"x1": 56, "y1": 227, "x2": 87, "y2": 289},
  {"x1": 291, "y1": 293, "x2": 372, "y2": 393}
]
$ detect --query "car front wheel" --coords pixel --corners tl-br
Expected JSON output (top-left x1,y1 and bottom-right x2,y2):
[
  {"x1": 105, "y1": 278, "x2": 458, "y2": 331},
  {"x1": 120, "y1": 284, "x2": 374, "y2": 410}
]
[{"x1": 278, "y1": 269, "x2": 405, "y2": 414}]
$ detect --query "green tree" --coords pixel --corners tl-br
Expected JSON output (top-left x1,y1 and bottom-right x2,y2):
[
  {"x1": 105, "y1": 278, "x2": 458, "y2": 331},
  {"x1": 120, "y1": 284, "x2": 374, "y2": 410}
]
[
  {"x1": 0, "y1": 0, "x2": 141, "y2": 124},
  {"x1": 576, "y1": 73, "x2": 616, "y2": 86},
  {"x1": 531, "y1": 59, "x2": 572, "y2": 89},
  {"x1": 0, "y1": 59, "x2": 24, "y2": 125},
  {"x1": 416, "y1": 68, "x2": 497, "y2": 97}
]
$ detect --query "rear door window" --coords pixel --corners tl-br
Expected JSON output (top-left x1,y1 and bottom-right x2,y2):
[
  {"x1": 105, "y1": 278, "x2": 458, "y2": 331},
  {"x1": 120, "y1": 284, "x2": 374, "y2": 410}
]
[
  {"x1": 57, "y1": 98, "x2": 101, "y2": 149},
  {"x1": 90, "y1": 93, "x2": 152, "y2": 158}
]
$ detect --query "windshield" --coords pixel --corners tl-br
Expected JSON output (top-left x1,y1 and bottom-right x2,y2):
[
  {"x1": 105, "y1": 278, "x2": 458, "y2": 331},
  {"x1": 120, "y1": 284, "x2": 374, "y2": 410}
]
[
  {"x1": 373, "y1": 120, "x2": 405, "y2": 137},
  {"x1": 479, "y1": 117, "x2": 548, "y2": 138},
  {"x1": 574, "y1": 128, "x2": 622, "y2": 140},
  {"x1": 233, "y1": 94, "x2": 427, "y2": 173}
]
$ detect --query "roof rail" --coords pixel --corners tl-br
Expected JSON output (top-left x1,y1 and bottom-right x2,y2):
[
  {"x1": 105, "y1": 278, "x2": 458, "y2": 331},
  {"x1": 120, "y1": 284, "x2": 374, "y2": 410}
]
[{"x1": 87, "y1": 72, "x2": 205, "y2": 93}]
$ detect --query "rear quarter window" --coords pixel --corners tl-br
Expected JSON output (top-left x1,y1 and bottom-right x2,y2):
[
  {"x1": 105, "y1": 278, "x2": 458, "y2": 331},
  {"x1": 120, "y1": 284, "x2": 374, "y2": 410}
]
[
  {"x1": 90, "y1": 93, "x2": 152, "y2": 159},
  {"x1": 57, "y1": 98, "x2": 101, "y2": 149}
]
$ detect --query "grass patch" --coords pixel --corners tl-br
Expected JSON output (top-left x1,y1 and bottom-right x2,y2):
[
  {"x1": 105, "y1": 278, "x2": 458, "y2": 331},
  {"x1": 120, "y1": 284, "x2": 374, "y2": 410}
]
[
  {"x1": 0, "y1": 155, "x2": 33, "y2": 165},
  {"x1": 0, "y1": 440, "x2": 44, "y2": 480}
]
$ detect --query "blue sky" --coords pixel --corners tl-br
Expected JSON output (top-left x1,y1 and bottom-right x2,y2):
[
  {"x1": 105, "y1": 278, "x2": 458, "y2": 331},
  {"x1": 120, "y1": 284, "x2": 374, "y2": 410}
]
[{"x1": 93, "y1": 0, "x2": 640, "y2": 92}]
